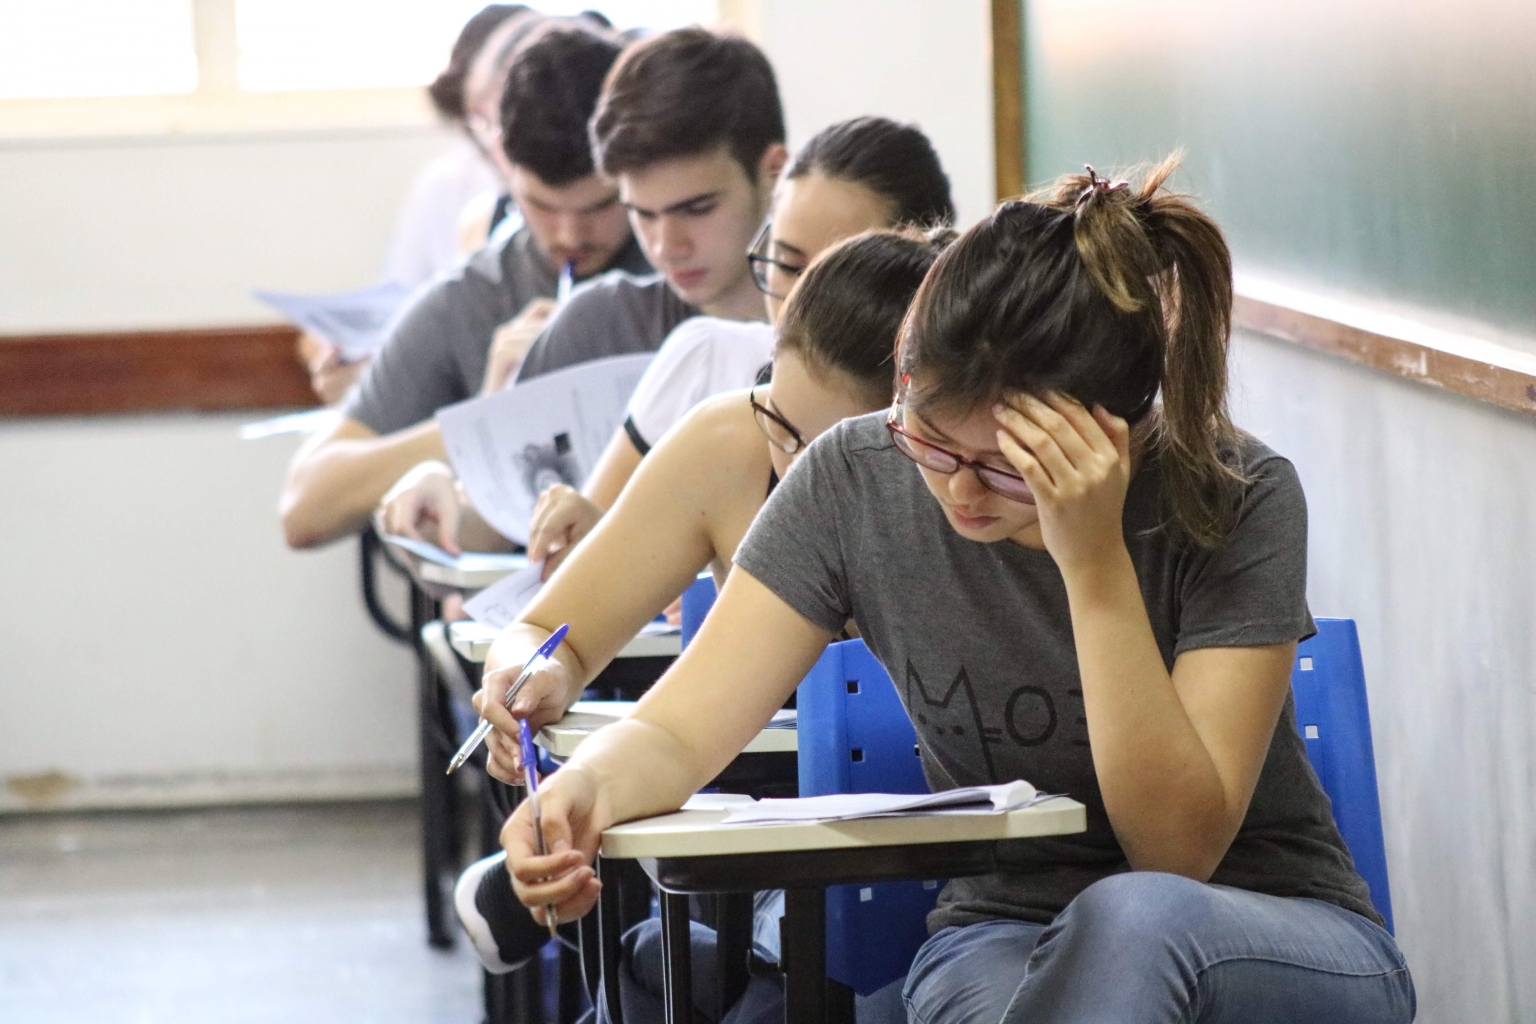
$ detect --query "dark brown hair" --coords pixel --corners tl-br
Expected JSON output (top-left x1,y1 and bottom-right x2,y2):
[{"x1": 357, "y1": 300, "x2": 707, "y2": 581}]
[
  {"x1": 779, "y1": 227, "x2": 957, "y2": 407},
  {"x1": 785, "y1": 116, "x2": 955, "y2": 229},
  {"x1": 428, "y1": 5, "x2": 529, "y2": 122},
  {"x1": 499, "y1": 20, "x2": 621, "y2": 186},
  {"x1": 900, "y1": 154, "x2": 1243, "y2": 545},
  {"x1": 590, "y1": 27, "x2": 785, "y2": 180}
]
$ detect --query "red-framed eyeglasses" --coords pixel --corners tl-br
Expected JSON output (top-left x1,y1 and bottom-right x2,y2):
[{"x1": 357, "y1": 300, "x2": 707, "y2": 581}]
[{"x1": 884, "y1": 381, "x2": 1036, "y2": 505}]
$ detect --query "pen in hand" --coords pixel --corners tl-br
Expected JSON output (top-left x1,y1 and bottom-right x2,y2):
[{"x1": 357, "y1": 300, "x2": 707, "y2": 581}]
[
  {"x1": 446, "y1": 623, "x2": 570, "y2": 776},
  {"x1": 556, "y1": 260, "x2": 574, "y2": 305},
  {"x1": 520, "y1": 718, "x2": 560, "y2": 938}
]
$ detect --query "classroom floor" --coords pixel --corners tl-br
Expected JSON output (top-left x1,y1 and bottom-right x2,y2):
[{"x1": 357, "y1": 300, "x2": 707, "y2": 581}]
[{"x1": 0, "y1": 800, "x2": 483, "y2": 1024}]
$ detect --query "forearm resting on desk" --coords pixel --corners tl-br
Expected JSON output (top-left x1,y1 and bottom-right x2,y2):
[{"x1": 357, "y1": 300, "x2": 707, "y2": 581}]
[
  {"x1": 279, "y1": 417, "x2": 447, "y2": 548},
  {"x1": 502, "y1": 569, "x2": 832, "y2": 921}
]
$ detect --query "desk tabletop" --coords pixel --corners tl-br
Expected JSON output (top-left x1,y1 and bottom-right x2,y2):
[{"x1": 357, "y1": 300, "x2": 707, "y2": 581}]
[
  {"x1": 448, "y1": 620, "x2": 683, "y2": 663},
  {"x1": 600, "y1": 796, "x2": 1085, "y2": 860},
  {"x1": 537, "y1": 701, "x2": 797, "y2": 758}
]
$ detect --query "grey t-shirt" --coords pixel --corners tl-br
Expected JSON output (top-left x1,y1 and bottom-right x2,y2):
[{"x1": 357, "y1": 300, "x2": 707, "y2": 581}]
[
  {"x1": 513, "y1": 271, "x2": 698, "y2": 383},
  {"x1": 344, "y1": 226, "x2": 651, "y2": 434},
  {"x1": 734, "y1": 412, "x2": 1380, "y2": 930}
]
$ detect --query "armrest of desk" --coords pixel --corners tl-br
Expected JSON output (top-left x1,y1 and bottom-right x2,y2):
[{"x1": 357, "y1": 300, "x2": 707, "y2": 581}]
[
  {"x1": 601, "y1": 798, "x2": 1086, "y2": 895},
  {"x1": 601, "y1": 797, "x2": 1086, "y2": 860}
]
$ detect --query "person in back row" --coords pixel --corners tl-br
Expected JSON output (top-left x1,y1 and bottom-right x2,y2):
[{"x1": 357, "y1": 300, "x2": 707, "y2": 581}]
[
  {"x1": 381, "y1": 116, "x2": 954, "y2": 564},
  {"x1": 280, "y1": 18, "x2": 637, "y2": 548},
  {"x1": 282, "y1": 25, "x2": 786, "y2": 549},
  {"x1": 299, "y1": 3, "x2": 536, "y2": 404},
  {"x1": 501, "y1": 159, "x2": 1415, "y2": 1023},
  {"x1": 457, "y1": 229, "x2": 952, "y2": 1012}
]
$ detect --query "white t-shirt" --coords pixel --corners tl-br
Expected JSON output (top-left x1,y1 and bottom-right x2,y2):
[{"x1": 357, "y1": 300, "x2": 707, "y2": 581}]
[
  {"x1": 379, "y1": 138, "x2": 501, "y2": 289},
  {"x1": 622, "y1": 316, "x2": 775, "y2": 452}
]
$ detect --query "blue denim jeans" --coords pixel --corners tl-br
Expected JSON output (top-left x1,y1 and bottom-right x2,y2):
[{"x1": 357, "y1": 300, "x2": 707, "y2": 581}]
[{"x1": 903, "y1": 873, "x2": 1415, "y2": 1024}]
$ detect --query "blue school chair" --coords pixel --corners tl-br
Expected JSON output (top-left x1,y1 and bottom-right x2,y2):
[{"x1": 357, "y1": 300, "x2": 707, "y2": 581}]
[
  {"x1": 795, "y1": 622, "x2": 1397, "y2": 995},
  {"x1": 1291, "y1": 618, "x2": 1395, "y2": 933},
  {"x1": 679, "y1": 572, "x2": 718, "y2": 648},
  {"x1": 797, "y1": 639, "x2": 937, "y2": 997}
]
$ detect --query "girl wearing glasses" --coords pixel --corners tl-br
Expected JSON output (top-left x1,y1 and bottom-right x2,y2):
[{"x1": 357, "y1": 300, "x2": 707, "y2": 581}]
[
  {"x1": 380, "y1": 117, "x2": 953, "y2": 568},
  {"x1": 502, "y1": 158, "x2": 1414, "y2": 1023},
  {"x1": 459, "y1": 227, "x2": 953, "y2": 985}
]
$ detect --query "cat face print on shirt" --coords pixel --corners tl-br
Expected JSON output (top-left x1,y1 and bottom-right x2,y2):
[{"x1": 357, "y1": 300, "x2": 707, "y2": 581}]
[
  {"x1": 904, "y1": 659, "x2": 1091, "y2": 787},
  {"x1": 904, "y1": 660, "x2": 1004, "y2": 783}
]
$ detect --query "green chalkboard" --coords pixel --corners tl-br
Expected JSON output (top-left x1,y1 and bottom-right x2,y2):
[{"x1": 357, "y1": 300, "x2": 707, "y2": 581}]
[{"x1": 1021, "y1": 0, "x2": 1536, "y2": 351}]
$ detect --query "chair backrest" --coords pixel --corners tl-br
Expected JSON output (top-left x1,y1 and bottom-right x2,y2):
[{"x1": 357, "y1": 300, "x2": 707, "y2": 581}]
[
  {"x1": 1291, "y1": 618, "x2": 1395, "y2": 933},
  {"x1": 679, "y1": 573, "x2": 717, "y2": 649},
  {"x1": 797, "y1": 639, "x2": 938, "y2": 996}
]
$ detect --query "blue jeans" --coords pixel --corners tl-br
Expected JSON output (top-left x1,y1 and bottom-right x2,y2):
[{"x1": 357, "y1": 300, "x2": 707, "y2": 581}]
[{"x1": 903, "y1": 873, "x2": 1415, "y2": 1024}]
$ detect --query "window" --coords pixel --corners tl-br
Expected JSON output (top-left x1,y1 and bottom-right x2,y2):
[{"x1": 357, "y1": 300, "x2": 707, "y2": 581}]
[
  {"x1": 237, "y1": 1, "x2": 719, "y2": 92},
  {"x1": 236, "y1": 0, "x2": 489, "y2": 92},
  {"x1": 0, "y1": 0, "x2": 722, "y2": 137},
  {"x1": 0, "y1": 0, "x2": 198, "y2": 99}
]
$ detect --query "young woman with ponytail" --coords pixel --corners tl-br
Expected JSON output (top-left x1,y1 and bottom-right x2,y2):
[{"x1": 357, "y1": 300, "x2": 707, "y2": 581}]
[{"x1": 499, "y1": 158, "x2": 1416, "y2": 1023}]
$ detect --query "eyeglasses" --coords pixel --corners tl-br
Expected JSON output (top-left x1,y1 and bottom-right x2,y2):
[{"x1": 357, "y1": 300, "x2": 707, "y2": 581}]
[
  {"x1": 747, "y1": 221, "x2": 806, "y2": 301},
  {"x1": 885, "y1": 394, "x2": 1036, "y2": 505},
  {"x1": 748, "y1": 363, "x2": 808, "y2": 455}
]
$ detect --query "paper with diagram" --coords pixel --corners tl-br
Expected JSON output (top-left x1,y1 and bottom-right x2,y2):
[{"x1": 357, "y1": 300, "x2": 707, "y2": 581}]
[
  {"x1": 437, "y1": 352, "x2": 655, "y2": 545},
  {"x1": 252, "y1": 282, "x2": 413, "y2": 361}
]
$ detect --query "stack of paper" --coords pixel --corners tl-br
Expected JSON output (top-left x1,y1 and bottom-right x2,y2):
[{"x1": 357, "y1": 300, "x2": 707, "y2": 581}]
[{"x1": 719, "y1": 780, "x2": 1043, "y2": 826}]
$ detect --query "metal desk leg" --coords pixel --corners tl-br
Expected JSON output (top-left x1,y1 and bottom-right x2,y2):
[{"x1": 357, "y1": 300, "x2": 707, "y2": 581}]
[
  {"x1": 659, "y1": 891, "x2": 693, "y2": 1024},
  {"x1": 412, "y1": 587, "x2": 455, "y2": 949},
  {"x1": 715, "y1": 893, "x2": 752, "y2": 1020},
  {"x1": 782, "y1": 888, "x2": 826, "y2": 1024},
  {"x1": 598, "y1": 858, "x2": 626, "y2": 1024}
]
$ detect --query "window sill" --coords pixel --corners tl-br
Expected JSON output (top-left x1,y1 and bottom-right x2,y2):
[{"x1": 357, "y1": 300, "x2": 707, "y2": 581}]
[{"x1": 0, "y1": 87, "x2": 444, "y2": 147}]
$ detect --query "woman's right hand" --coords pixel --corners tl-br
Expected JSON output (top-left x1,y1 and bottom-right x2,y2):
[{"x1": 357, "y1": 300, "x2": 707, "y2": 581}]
[
  {"x1": 474, "y1": 636, "x2": 578, "y2": 786},
  {"x1": 380, "y1": 461, "x2": 463, "y2": 555},
  {"x1": 527, "y1": 484, "x2": 603, "y2": 580},
  {"x1": 501, "y1": 765, "x2": 604, "y2": 925}
]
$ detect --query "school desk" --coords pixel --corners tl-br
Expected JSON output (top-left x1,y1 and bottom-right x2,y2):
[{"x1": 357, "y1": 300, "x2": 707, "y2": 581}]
[{"x1": 597, "y1": 797, "x2": 1088, "y2": 1024}]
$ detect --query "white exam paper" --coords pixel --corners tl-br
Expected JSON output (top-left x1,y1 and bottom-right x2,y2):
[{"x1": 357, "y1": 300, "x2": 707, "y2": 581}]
[
  {"x1": 437, "y1": 352, "x2": 654, "y2": 545},
  {"x1": 238, "y1": 408, "x2": 338, "y2": 440},
  {"x1": 252, "y1": 282, "x2": 413, "y2": 361},
  {"x1": 719, "y1": 780, "x2": 1041, "y2": 826},
  {"x1": 380, "y1": 533, "x2": 527, "y2": 573},
  {"x1": 463, "y1": 561, "x2": 546, "y2": 628}
]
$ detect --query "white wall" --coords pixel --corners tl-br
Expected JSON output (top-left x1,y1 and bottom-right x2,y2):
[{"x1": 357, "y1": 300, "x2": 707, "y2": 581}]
[
  {"x1": 0, "y1": 416, "x2": 417, "y2": 810},
  {"x1": 0, "y1": 126, "x2": 455, "y2": 333},
  {"x1": 1230, "y1": 332, "x2": 1536, "y2": 1023},
  {"x1": 750, "y1": 0, "x2": 996, "y2": 228},
  {"x1": 0, "y1": 127, "x2": 450, "y2": 809}
]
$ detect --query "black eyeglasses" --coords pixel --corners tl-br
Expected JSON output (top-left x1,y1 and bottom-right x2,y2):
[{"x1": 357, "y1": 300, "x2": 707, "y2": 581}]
[
  {"x1": 747, "y1": 221, "x2": 806, "y2": 301},
  {"x1": 748, "y1": 362, "x2": 808, "y2": 454}
]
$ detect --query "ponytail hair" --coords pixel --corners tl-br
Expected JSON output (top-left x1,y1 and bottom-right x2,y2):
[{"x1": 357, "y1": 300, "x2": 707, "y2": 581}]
[
  {"x1": 779, "y1": 225, "x2": 957, "y2": 408},
  {"x1": 899, "y1": 153, "x2": 1244, "y2": 546}
]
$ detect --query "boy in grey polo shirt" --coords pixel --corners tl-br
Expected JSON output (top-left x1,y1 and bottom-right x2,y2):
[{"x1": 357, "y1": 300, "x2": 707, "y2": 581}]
[
  {"x1": 371, "y1": 28, "x2": 791, "y2": 559},
  {"x1": 281, "y1": 20, "x2": 638, "y2": 549}
]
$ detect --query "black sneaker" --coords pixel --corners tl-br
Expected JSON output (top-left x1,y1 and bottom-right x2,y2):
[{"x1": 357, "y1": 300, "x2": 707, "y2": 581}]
[{"x1": 455, "y1": 851, "x2": 554, "y2": 974}]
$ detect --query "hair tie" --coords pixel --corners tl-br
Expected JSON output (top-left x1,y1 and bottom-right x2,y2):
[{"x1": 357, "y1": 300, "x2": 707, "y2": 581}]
[{"x1": 1077, "y1": 164, "x2": 1129, "y2": 209}]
